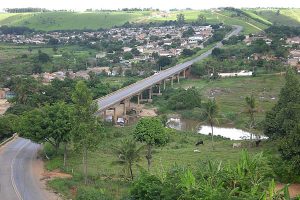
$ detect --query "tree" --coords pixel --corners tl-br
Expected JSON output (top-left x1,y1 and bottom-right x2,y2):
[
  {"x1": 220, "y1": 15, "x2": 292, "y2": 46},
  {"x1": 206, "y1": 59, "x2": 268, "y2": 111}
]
[
  {"x1": 131, "y1": 47, "x2": 140, "y2": 56},
  {"x1": 176, "y1": 13, "x2": 185, "y2": 25},
  {"x1": 112, "y1": 139, "x2": 144, "y2": 180},
  {"x1": 37, "y1": 51, "x2": 51, "y2": 63},
  {"x1": 0, "y1": 114, "x2": 17, "y2": 141},
  {"x1": 157, "y1": 56, "x2": 172, "y2": 68},
  {"x1": 71, "y1": 81, "x2": 101, "y2": 184},
  {"x1": 133, "y1": 117, "x2": 168, "y2": 171},
  {"x1": 203, "y1": 99, "x2": 218, "y2": 150},
  {"x1": 245, "y1": 94, "x2": 256, "y2": 142},
  {"x1": 196, "y1": 14, "x2": 206, "y2": 24},
  {"x1": 264, "y1": 70, "x2": 300, "y2": 138},
  {"x1": 123, "y1": 52, "x2": 133, "y2": 60},
  {"x1": 18, "y1": 102, "x2": 74, "y2": 166},
  {"x1": 279, "y1": 123, "x2": 300, "y2": 175}
]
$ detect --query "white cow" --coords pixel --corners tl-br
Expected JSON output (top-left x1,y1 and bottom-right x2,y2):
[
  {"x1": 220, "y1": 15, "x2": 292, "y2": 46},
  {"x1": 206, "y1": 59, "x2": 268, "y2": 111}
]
[{"x1": 232, "y1": 143, "x2": 242, "y2": 148}]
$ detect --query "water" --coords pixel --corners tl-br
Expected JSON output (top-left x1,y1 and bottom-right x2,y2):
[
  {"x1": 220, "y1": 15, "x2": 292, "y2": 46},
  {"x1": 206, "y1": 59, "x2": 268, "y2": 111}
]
[{"x1": 167, "y1": 117, "x2": 267, "y2": 140}]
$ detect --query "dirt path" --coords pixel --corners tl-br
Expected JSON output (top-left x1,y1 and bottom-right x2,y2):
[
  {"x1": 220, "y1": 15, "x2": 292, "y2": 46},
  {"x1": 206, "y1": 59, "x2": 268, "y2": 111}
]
[
  {"x1": 0, "y1": 99, "x2": 10, "y2": 115},
  {"x1": 276, "y1": 183, "x2": 300, "y2": 198},
  {"x1": 32, "y1": 158, "x2": 63, "y2": 200}
]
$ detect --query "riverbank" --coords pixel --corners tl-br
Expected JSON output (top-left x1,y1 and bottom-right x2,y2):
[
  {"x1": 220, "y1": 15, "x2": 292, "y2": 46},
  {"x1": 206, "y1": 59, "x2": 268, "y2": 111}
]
[{"x1": 154, "y1": 74, "x2": 287, "y2": 130}]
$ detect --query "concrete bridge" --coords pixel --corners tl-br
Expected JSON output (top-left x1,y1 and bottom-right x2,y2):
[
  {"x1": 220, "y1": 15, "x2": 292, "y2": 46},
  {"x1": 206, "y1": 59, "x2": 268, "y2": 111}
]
[{"x1": 96, "y1": 25, "x2": 243, "y2": 123}]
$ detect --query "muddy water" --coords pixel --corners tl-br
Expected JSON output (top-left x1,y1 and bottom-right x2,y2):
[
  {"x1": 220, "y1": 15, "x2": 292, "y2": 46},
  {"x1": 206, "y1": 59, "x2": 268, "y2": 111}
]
[{"x1": 167, "y1": 117, "x2": 267, "y2": 140}]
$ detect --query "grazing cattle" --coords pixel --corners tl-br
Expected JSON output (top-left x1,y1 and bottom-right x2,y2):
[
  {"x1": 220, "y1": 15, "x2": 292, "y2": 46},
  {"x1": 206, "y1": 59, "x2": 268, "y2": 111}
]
[
  {"x1": 233, "y1": 143, "x2": 242, "y2": 148},
  {"x1": 255, "y1": 140, "x2": 262, "y2": 147},
  {"x1": 195, "y1": 140, "x2": 204, "y2": 146},
  {"x1": 193, "y1": 149, "x2": 200, "y2": 153}
]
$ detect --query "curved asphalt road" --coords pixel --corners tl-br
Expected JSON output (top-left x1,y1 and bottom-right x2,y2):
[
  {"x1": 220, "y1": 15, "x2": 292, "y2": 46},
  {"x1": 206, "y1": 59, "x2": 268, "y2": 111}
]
[
  {"x1": 96, "y1": 25, "x2": 243, "y2": 112},
  {"x1": 0, "y1": 137, "x2": 46, "y2": 200}
]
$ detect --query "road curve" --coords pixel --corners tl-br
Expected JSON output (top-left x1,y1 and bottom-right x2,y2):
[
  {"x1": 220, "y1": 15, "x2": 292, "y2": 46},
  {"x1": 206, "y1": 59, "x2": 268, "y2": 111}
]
[
  {"x1": 96, "y1": 25, "x2": 243, "y2": 112},
  {"x1": 0, "y1": 137, "x2": 48, "y2": 200}
]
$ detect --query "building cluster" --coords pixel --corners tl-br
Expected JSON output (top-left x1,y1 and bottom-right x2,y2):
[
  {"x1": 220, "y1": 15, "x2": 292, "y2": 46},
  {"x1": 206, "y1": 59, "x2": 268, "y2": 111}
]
[
  {"x1": 0, "y1": 25, "x2": 213, "y2": 55},
  {"x1": 31, "y1": 67, "x2": 114, "y2": 83},
  {"x1": 286, "y1": 37, "x2": 300, "y2": 72}
]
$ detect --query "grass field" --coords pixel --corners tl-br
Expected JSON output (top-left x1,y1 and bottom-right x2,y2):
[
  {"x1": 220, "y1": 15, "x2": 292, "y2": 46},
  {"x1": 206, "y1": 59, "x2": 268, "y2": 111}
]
[
  {"x1": 0, "y1": 9, "x2": 270, "y2": 33},
  {"x1": 246, "y1": 8, "x2": 300, "y2": 26},
  {"x1": 0, "y1": 11, "x2": 151, "y2": 31},
  {"x1": 0, "y1": 42, "x2": 97, "y2": 77},
  {"x1": 0, "y1": 9, "x2": 299, "y2": 32},
  {"x1": 153, "y1": 74, "x2": 288, "y2": 131},
  {"x1": 46, "y1": 124, "x2": 277, "y2": 199}
]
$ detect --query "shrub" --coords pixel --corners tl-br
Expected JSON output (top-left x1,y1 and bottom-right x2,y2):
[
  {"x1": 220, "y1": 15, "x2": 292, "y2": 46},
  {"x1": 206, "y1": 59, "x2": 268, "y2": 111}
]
[{"x1": 76, "y1": 187, "x2": 112, "y2": 200}]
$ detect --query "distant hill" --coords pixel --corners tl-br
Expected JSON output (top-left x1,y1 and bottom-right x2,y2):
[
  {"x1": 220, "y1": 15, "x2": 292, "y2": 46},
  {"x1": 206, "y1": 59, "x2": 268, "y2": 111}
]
[
  {"x1": 0, "y1": 11, "x2": 151, "y2": 31},
  {"x1": 0, "y1": 9, "x2": 299, "y2": 33},
  {"x1": 246, "y1": 8, "x2": 300, "y2": 27}
]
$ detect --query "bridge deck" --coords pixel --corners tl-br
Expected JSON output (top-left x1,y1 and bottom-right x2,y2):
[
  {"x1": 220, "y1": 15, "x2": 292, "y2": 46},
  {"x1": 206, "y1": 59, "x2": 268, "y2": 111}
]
[{"x1": 96, "y1": 26, "x2": 242, "y2": 112}]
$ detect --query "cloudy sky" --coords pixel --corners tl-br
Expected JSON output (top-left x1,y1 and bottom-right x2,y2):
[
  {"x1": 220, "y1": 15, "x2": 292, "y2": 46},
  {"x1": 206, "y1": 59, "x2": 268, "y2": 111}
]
[{"x1": 0, "y1": 0, "x2": 299, "y2": 11}]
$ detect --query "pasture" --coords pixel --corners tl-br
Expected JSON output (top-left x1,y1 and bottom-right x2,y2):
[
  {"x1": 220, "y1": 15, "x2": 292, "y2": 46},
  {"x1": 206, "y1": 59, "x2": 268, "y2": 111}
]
[
  {"x1": 246, "y1": 8, "x2": 300, "y2": 26},
  {"x1": 45, "y1": 125, "x2": 276, "y2": 199}
]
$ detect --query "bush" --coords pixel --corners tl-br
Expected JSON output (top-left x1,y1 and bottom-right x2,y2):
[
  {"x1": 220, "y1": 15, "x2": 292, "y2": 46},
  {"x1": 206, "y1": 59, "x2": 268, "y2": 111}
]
[
  {"x1": 76, "y1": 187, "x2": 112, "y2": 200},
  {"x1": 130, "y1": 170, "x2": 163, "y2": 200},
  {"x1": 167, "y1": 88, "x2": 201, "y2": 110}
]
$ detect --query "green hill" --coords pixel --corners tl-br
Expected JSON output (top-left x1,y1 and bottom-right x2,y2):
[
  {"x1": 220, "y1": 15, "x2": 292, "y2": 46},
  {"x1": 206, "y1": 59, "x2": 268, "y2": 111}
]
[
  {"x1": 0, "y1": 9, "x2": 299, "y2": 33},
  {"x1": 246, "y1": 8, "x2": 300, "y2": 26},
  {"x1": 0, "y1": 11, "x2": 151, "y2": 31}
]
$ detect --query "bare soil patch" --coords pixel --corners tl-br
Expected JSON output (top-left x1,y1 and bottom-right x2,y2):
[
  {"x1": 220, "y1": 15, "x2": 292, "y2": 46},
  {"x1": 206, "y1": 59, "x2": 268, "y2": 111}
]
[
  {"x1": 276, "y1": 183, "x2": 300, "y2": 198},
  {"x1": 0, "y1": 99, "x2": 10, "y2": 115}
]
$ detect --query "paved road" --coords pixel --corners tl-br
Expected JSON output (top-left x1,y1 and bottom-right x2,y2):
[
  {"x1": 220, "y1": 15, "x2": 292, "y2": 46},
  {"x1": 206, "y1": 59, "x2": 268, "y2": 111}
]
[
  {"x1": 96, "y1": 25, "x2": 243, "y2": 112},
  {"x1": 0, "y1": 137, "x2": 46, "y2": 200}
]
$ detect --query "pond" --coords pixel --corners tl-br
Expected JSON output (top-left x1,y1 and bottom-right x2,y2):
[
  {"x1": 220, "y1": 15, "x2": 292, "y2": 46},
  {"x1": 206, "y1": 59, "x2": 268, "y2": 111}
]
[{"x1": 167, "y1": 117, "x2": 267, "y2": 140}]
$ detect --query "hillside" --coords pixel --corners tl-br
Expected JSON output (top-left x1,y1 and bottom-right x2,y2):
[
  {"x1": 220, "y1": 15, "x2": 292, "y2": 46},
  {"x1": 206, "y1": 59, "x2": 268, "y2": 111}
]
[
  {"x1": 246, "y1": 8, "x2": 300, "y2": 26},
  {"x1": 0, "y1": 11, "x2": 151, "y2": 31},
  {"x1": 0, "y1": 8, "x2": 299, "y2": 32}
]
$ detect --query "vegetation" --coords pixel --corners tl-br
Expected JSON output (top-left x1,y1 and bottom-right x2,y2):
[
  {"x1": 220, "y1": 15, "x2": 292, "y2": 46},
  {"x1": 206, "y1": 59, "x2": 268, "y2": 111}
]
[
  {"x1": 133, "y1": 117, "x2": 169, "y2": 171},
  {"x1": 203, "y1": 98, "x2": 218, "y2": 150},
  {"x1": 263, "y1": 71, "x2": 300, "y2": 176},
  {"x1": 112, "y1": 139, "x2": 144, "y2": 180},
  {"x1": 0, "y1": 114, "x2": 17, "y2": 141},
  {"x1": 129, "y1": 150, "x2": 286, "y2": 200},
  {"x1": 71, "y1": 81, "x2": 102, "y2": 184}
]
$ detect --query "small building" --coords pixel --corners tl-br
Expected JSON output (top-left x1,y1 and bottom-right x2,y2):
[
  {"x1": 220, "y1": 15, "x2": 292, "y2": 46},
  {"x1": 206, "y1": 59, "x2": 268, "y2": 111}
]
[{"x1": 214, "y1": 70, "x2": 253, "y2": 78}]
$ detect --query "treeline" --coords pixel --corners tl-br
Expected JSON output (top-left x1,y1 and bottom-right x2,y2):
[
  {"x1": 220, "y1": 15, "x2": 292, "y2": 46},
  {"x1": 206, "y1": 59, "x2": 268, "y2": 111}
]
[
  {"x1": 265, "y1": 26, "x2": 300, "y2": 38},
  {"x1": 4, "y1": 8, "x2": 49, "y2": 13},
  {"x1": 85, "y1": 8, "x2": 159, "y2": 12},
  {"x1": 0, "y1": 25, "x2": 35, "y2": 35}
]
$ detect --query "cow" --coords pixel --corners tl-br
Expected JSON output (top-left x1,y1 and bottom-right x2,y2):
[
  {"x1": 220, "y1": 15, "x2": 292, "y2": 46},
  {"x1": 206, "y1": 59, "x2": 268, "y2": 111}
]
[
  {"x1": 255, "y1": 139, "x2": 262, "y2": 147},
  {"x1": 193, "y1": 149, "x2": 200, "y2": 153},
  {"x1": 233, "y1": 143, "x2": 242, "y2": 148},
  {"x1": 195, "y1": 140, "x2": 204, "y2": 146}
]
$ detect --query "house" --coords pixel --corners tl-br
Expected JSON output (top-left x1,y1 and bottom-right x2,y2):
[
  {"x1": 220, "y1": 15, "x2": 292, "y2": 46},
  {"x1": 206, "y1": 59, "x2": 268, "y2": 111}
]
[
  {"x1": 213, "y1": 70, "x2": 253, "y2": 78},
  {"x1": 286, "y1": 37, "x2": 300, "y2": 45}
]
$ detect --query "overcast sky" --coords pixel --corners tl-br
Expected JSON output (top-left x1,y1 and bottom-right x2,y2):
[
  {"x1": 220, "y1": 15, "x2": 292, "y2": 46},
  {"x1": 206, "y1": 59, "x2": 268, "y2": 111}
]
[{"x1": 0, "y1": 0, "x2": 299, "y2": 11}]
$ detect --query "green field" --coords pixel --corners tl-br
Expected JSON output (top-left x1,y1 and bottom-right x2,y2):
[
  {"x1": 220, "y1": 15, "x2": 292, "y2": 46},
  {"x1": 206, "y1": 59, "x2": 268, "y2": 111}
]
[
  {"x1": 46, "y1": 124, "x2": 277, "y2": 199},
  {"x1": 0, "y1": 9, "x2": 299, "y2": 33},
  {"x1": 0, "y1": 11, "x2": 151, "y2": 31},
  {"x1": 246, "y1": 8, "x2": 300, "y2": 26},
  {"x1": 152, "y1": 10, "x2": 269, "y2": 34},
  {"x1": 154, "y1": 74, "x2": 287, "y2": 131}
]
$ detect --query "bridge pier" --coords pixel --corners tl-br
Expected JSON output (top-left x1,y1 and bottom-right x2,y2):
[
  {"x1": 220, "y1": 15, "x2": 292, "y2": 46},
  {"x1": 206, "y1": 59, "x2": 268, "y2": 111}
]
[
  {"x1": 171, "y1": 76, "x2": 174, "y2": 87},
  {"x1": 148, "y1": 87, "x2": 153, "y2": 102},
  {"x1": 163, "y1": 80, "x2": 166, "y2": 90},
  {"x1": 177, "y1": 74, "x2": 180, "y2": 83}
]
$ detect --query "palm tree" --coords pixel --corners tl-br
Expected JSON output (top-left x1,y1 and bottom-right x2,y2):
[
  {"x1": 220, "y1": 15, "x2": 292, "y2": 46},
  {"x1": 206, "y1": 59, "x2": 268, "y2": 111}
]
[
  {"x1": 112, "y1": 139, "x2": 144, "y2": 180},
  {"x1": 245, "y1": 94, "x2": 256, "y2": 143},
  {"x1": 203, "y1": 98, "x2": 218, "y2": 150}
]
